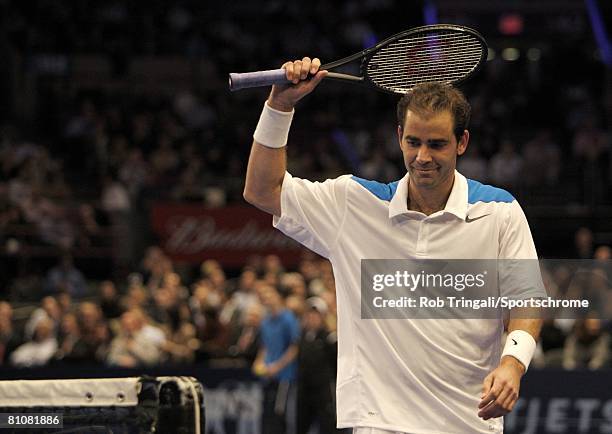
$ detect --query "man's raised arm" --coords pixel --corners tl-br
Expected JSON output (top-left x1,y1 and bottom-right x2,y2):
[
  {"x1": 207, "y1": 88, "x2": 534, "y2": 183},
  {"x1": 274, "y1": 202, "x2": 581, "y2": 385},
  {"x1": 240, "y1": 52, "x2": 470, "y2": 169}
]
[{"x1": 243, "y1": 57, "x2": 327, "y2": 217}]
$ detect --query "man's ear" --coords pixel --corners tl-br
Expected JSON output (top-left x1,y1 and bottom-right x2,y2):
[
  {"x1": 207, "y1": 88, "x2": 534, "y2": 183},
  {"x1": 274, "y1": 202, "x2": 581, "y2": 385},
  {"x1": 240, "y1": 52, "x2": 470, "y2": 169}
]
[
  {"x1": 397, "y1": 125, "x2": 404, "y2": 151},
  {"x1": 457, "y1": 130, "x2": 469, "y2": 156}
]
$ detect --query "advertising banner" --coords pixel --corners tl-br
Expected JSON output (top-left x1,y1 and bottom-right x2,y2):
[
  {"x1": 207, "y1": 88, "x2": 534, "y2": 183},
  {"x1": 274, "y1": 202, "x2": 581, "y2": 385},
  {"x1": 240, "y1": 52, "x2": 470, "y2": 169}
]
[{"x1": 151, "y1": 203, "x2": 304, "y2": 266}]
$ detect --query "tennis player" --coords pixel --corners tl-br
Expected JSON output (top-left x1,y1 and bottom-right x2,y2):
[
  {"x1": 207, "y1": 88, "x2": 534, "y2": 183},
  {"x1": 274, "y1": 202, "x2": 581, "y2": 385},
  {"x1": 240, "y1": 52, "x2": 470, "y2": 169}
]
[{"x1": 243, "y1": 57, "x2": 544, "y2": 434}]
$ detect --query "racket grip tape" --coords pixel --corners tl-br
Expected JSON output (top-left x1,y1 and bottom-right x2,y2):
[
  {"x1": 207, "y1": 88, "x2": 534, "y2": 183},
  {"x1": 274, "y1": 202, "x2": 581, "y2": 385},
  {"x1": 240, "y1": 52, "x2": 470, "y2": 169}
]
[{"x1": 229, "y1": 69, "x2": 289, "y2": 91}]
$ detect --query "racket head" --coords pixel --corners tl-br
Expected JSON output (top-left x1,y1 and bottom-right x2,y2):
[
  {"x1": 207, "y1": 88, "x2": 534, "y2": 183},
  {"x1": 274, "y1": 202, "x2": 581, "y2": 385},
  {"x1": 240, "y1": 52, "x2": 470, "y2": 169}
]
[{"x1": 362, "y1": 24, "x2": 488, "y2": 94}]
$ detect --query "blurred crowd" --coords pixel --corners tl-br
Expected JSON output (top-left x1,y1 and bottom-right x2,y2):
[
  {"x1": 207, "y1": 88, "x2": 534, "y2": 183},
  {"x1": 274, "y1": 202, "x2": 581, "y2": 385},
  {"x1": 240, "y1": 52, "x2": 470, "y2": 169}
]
[
  {"x1": 0, "y1": 250, "x2": 336, "y2": 368},
  {"x1": 0, "y1": 1, "x2": 610, "y2": 267},
  {"x1": 1, "y1": 240, "x2": 612, "y2": 373},
  {"x1": 535, "y1": 242, "x2": 612, "y2": 369}
]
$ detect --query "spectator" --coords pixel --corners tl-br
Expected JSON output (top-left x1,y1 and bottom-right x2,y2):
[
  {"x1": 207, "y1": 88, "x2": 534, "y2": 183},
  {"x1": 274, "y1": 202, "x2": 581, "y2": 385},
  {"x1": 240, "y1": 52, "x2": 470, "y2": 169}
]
[
  {"x1": 228, "y1": 303, "x2": 263, "y2": 365},
  {"x1": 457, "y1": 143, "x2": 488, "y2": 183},
  {"x1": 22, "y1": 189, "x2": 75, "y2": 249},
  {"x1": 207, "y1": 267, "x2": 229, "y2": 296},
  {"x1": 194, "y1": 301, "x2": 229, "y2": 360},
  {"x1": 44, "y1": 254, "x2": 88, "y2": 297},
  {"x1": 99, "y1": 280, "x2": 123, "y2": 319},
  {"x1": 64, "y1": 100, "x2": 97, "y2": 140},
  {"x1": 161, "y1": 322, "x2": 198, "y2": 365},
  {"x1": 297, "y1": 297, "x2": 339, "y2": 434},
  {"x1": 253, "y1": 285, "x2": 300, "y2": 434},
  {"x1": 93, "y1": 322, "x2": 113, "y2": 363},
  {"x1": 263, "y1": 254, "x2": 284, "y2": 277},
  {"x1": 10, "y1": 318, "x2": 58, "y2": 368},
  {"x1": 100, "y1": 175, "x2": 132, "y2": 265},
  {"x1": 594, "y1": 245, "x2": 611, "y2": 261},
  {"x1": 0, "y1": 182, "x2": 20, "y2": 232},
  {"x1": 319, "y1": 291, "x2": 339, "y2": 333},
  {"x1": 149, "y1": 285, "x2": 184, "y2": 331},
  {"x1": 280, "y1": 272, "x2": 308, "y2": 298},
  {"x1": 118, "y1": 149, "x2": 150, "y2": 199},
  {"x1": 536, "y1": 319, "x2": 566, "y2": 368},
  {"x1": 172, "y1": 166, "x2": 205, "y2": 201},
  {"x1": 572, "y1": 117, "x2": 610, "y2": 203},
  {"x1": 77, "y1": 302, "x2": 104, "y2": 339},
  {"x1": 286, "y1": 295, "x2": 306, "y2": 318},
  {"x1": 162, "y1": 272, "x2": 189, "y2": 300},
  {"x1": 173, "y1": 91, "x2": 215, "y2": 130},
  {"x1": 122, "y1": 281, "x2": 150, "y2": 311},
  {"x1": 220, "y1": 267, "x2": 259, "y2": 325},
  {"x1": 562, "y1": 316, "x2": 610, "y2": 370},
  {"x1": 0, "y1": 301, "x2": 22, "y2": 365},
  {"x1": 488, "y1": 139, "x2": 523, "y2": 191},
  {"x1": 24, "y1": 296, "x2": 62, "y2": 339},
  {"x1": 101, "y1": 175, "x2": 130, "y2": 213},
  {"x1": 107, "y1": 310, "x2": 162, "y2": 367},
  {"x1": 56, "y1": 291, "x2": 72, "y2": 314},
  {"x1": 190, "y1": 280, "x2": 216, "y2": 329},
  {"x1": 131, "y1": 308, "x2": 166, "y2": 349},
  {"x1": 143, "y1": 250, "x2": 174, "y2": 292},
  {"x1": 360, "y1": 149, "x2": 399, "y2": 183},
  {"x1": 75, "y1": 302, "x2": 112, "y2": 365},
  {"x1": 521, "y1": 129, "x2": 561, "y2": 187},
  {"x1": 150, "y1": 135, "x2": 180, "y2": 177},
  {"x1": 572, "y1": 117, "x2": 609, "y2": 162},
  {"x1": 55, "y1": 312, "x2": 96, "y2": 364},
  {"x1": 574, "y1": 227, "x2": 594, "y2": 259},
  {"x1": 107, "y1": 135, "x2": 130, "y2": 173},
  {"x1": 75, "y1": 203, "x2": 103, "y2": 247}
]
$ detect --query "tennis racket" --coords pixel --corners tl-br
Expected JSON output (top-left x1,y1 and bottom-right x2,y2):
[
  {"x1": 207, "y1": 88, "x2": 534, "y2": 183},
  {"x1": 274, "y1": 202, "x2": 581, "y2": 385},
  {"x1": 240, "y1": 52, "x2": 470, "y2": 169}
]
[{"x1": 229, "y1": 24, "x2": 487, "y2": 94}]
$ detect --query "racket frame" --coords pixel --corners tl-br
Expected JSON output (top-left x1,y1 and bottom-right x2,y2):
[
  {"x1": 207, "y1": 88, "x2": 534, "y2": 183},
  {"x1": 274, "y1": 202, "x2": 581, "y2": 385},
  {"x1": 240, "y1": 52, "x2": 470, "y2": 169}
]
[
  {"x1": 228, "y1": 24, "x2": 488, "y2": 93},
  {"x1": 320, "y1": 24, "x2": 488, "y2": 94}
]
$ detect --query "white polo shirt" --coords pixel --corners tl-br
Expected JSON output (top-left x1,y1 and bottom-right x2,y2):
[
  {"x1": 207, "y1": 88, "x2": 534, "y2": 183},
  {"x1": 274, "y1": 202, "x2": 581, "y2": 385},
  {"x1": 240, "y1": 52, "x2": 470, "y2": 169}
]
[{"x1": 273, "y1": 170, "x2": 542, "y2": 434}]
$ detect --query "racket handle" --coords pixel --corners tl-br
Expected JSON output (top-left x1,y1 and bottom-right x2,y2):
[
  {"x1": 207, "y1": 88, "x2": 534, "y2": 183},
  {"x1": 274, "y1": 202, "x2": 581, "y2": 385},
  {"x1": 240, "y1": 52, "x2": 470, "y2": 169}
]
[{"x1": 229, "y1": 69, "x2": 289, "y2": 91}]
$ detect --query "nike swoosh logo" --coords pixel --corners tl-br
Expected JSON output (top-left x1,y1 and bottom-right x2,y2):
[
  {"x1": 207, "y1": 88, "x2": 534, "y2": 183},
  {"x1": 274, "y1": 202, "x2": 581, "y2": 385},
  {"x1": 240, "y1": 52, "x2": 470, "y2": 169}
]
[
  {"x1": 512, "y1": 339, "x2": 518, "y2": 345},
  {"x1": 465, "y1": 214, "x2": 491, "y2": 223}
]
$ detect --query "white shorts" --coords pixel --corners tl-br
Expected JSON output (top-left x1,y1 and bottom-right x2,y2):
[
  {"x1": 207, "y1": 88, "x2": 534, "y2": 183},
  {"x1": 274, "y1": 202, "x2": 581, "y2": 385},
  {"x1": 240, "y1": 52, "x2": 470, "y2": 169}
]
[{"x1": 353, "y1": 428, "x2": 412, "y2": 434}]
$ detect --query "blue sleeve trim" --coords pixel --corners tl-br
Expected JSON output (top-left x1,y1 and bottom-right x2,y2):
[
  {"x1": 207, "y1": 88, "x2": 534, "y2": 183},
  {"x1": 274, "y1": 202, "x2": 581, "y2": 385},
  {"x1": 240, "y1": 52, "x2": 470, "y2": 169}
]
[
  {"x1": 467, "y1": 179, "x2": 515, "y2": 204},
  {"x1": 351, "y1": 176, "x2": 400, "y2": 201}
]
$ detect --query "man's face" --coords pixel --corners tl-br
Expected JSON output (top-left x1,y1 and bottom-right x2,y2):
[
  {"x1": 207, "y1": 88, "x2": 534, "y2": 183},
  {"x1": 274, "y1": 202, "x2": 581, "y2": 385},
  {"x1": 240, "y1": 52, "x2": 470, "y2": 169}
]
[
  {"x1": 121, "y1": 312, "x2": 138, "y2": 334},
  {"x1": 260, "y1": 287, "x2": 281, "y2": 310},
  {"x1": 398, "y1": 110, "x2": 468, "y2": 190},
  {"x1": 304, "y1": 309, "x2": 323, "y2": 331}
]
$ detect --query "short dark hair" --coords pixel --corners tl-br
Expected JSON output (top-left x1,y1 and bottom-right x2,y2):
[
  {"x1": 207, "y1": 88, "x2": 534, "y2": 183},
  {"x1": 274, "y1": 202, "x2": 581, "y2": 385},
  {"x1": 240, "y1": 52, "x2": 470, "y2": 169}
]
[{"x1": 396, "y1": 82, "x2": 471, "y2": 142}]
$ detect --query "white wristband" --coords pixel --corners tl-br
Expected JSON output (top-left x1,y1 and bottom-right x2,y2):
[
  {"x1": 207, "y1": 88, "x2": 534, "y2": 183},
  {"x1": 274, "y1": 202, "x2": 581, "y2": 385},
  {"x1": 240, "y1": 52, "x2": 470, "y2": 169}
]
[
  {"x1": 253, "y1": 101, "x2": 295, "y2": 148},
  {"x1": 501, "y1": 330, "x2": 536, "y2": 372}
]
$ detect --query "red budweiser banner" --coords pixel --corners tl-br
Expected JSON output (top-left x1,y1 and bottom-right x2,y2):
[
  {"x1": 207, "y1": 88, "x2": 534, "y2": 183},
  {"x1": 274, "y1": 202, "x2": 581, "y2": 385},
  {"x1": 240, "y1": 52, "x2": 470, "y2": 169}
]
[{"x1": 150, "y1": 203, "x2": 303, "y2": 266}]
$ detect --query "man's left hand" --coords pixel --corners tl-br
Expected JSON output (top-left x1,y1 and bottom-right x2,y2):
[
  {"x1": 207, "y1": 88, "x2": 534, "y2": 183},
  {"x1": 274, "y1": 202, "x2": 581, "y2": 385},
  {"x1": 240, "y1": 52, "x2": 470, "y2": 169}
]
[{"x1": 478, "y1": 356, "x2": 525, "y2": 420}]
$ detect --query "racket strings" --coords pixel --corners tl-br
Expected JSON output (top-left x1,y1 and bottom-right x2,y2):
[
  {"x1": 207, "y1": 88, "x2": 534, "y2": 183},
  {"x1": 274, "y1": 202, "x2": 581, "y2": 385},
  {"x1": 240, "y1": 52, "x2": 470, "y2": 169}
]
[
  {"x1": 367, "y1": 31, "x2": 485, "y2": 93},
  {"x1": 372, "y1": 48, "x2": 483, "y2": 73},
  {"x1": 370, "y1": 55, "x2": 483, "y2": 79}
]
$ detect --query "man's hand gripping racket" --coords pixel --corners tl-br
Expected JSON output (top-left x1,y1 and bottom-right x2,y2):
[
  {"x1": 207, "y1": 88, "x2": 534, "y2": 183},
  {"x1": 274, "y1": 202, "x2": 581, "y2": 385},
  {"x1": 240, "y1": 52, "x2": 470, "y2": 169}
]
[{"x1": 266, "y1": 57, "x2": 328, "y2": 112}]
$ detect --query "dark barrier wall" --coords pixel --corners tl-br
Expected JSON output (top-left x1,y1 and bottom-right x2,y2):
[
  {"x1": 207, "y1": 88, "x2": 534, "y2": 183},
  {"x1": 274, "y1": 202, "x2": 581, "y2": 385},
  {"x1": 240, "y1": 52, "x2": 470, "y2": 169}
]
[
  {"x1": 504, "y1": 369, "x2": 612, "y2": 434},
  {"x1": 0, "y1": 367, "x2": 610, "y2": 433}
]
